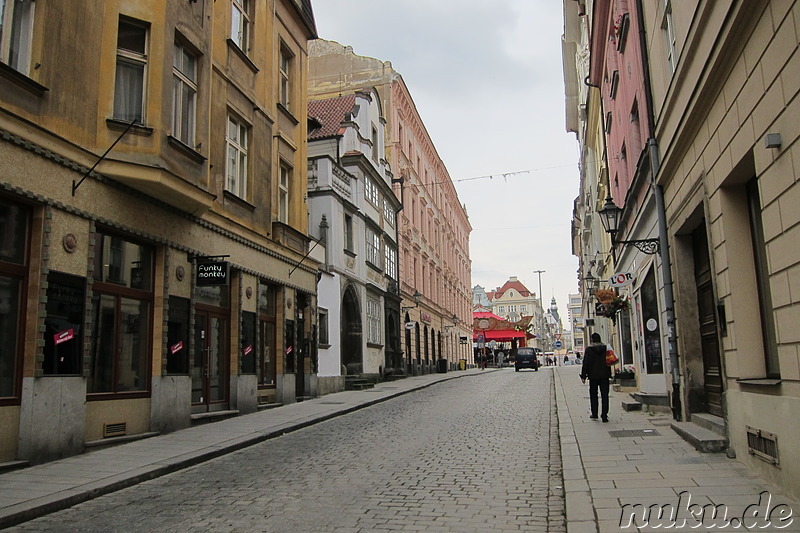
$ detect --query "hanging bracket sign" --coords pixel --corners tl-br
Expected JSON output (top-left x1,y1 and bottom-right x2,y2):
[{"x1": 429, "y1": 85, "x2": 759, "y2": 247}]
[
  {"x1": 196, "y1": 261, "x2": 229, "y2": 286},
  {"x1": 609, "y1": 271, "x2": 635, "y2": 288}
]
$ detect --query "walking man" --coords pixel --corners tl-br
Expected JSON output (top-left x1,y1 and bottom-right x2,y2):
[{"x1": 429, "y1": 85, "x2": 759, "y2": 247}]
[{"x1": 580, "y1": 332, "x2": 612, "y2": 422}]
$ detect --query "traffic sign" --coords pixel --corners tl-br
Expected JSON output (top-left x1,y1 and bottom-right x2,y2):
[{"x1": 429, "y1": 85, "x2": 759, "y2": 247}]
[{"x1": 554, "y1": 340, "x2": 563, "y2": 349}]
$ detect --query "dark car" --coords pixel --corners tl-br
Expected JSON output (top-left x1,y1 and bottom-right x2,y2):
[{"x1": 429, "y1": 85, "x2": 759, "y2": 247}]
[{"x1": 514, "y1": 347, "x2": 540, "y2": 372}]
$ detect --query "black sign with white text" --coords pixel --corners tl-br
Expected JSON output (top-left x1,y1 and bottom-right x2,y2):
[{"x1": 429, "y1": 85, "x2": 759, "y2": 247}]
[{"x1": 196, "y1": 261, "x2": 229, "y2": 286}]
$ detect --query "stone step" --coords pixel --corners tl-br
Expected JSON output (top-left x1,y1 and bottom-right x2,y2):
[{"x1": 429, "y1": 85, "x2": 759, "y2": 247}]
[
  {"x1": 257, "y1": 402, "x2": 283, "y2": 410},
  {"x1": 690, "y1": 412, "x2": 726, "y2": 437},
  {"x1": 671, "y1": 421, "x2": 728, "y2": 453},
  {"x1": 0, "y1": 460, "x2": 29, "y2": 474},
  {"x1": 621, "y1": 399, "x2": 642, "y2": 411},
  {"x1": 190, "y1": 409, "x2": 239, "y2": 426}
]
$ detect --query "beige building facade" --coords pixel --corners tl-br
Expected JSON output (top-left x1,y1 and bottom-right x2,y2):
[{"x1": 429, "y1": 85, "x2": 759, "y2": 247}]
[
  {"x1": 0, "y1": 0, "x2": 318, "y2": 463},
  {"x1": 642, "y1": 0, "x2": 800, "y2": 497}
]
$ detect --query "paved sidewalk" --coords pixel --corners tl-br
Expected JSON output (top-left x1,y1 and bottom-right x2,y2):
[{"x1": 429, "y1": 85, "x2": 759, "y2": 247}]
[
  {"x1": 0, "y1": 369, "x2": 491, "y2": 529},
  {"x1": 553, "y1": 365, "x2": 800, "y2": 532}
]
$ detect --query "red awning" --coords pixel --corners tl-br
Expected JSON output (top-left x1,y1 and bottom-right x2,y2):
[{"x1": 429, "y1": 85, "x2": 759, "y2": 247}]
[{"x1": 473, "y1": 329, "x2": 526, "y2": 341}]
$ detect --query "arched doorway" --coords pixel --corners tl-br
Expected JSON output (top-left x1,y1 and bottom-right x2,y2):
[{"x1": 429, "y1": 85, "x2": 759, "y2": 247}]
[
  {"x1": 385, "y1": 310, "x2": 401, "y2": 375},
  {"x1": 341, "y1": 285, "x2": 362, "y2": 375}
]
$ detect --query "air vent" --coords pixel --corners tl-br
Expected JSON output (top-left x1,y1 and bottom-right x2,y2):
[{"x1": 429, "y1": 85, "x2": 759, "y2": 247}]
[
  {"x1": 747, "y1": 426, "x2": 779, "y2": 465},
  {"x1": 103, "y1": 422, "x2": 127, "y2": 438}
]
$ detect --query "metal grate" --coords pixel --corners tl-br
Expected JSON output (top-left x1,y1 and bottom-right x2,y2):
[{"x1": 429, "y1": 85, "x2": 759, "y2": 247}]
[
  {"x1": 747, "y1": 426, "x2": 779, "y2": 465},
  {"x1": 608, "y1": 429, "x2": 661, "y2": 438},
  {"x1": 103, "y1": 422, "x2": 127, "y2": 438}
]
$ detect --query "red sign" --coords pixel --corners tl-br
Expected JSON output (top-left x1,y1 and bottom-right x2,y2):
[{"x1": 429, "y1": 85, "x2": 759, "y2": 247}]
[
  {"x1": 170, "y1": 341, "x2": 184, "y2": 354},
  {"x1": 243, "y1": 345, "x2": 253, "y2": 356},
  {"x1": 286, "y1": 346, "x2": 293, "y2": 355},
  {"x1": 54, "y1": 329, "x2": 75, "y2": 345}
]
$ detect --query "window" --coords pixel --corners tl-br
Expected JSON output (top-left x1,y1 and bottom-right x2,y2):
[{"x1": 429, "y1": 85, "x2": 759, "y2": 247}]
[
  {"x1": 230, "y1": 0, "x2": 250, "y2": 53},
  {"x1": 521, "y1": 305, "x2": 527, "y2": 314},
  {"x1": 0, "y1": 0, "x2": 34, "y2": 74},
  {"x1": 367, "y1": 297, "x2": 381, "y2": 345},
  {"x1": 318, "y1": 309, "x2": 329, "y2": 346},
  {"x1": 43, "y1": 272, "x2": 85, "y2": 375},
  {"x1": 366, "y1": 227, "x2": 380, "y2": 266},
  {"x1": 499, "y1": 306, "x2": 505, "y2": 314},
  {"x1": 171, "y1": 40, "x2": 197, "y2": 147},
  {"x1": 279, "y1": 47, "x2": 292, "y2": 110},
  {"x1": 365, "y1": 177, "x2": 379, "y2": 206},
  {"x1": 89, "y1": 232, "x2": 153, "y2": 394},
  {"x1": 166, "y1": 296, "x2": 190, "y2": 374},
  {"x1": 661, "y1": 0, "x2": 677, "y2": 75},
  {"x1": 383, "y1": 198, "x2": 394, "y2": 227},
  {"x1": 279, "y1": 163, "x2": 290, "y2": 223},
  {"x1": 344, "y1": 214, "x2": 354, "y2": 252},
  {"x1": 114, "y1": 17, "x2": 148, "y2": 123},
  {"x1": 384, "y1": 244, "x2": 397, "y2": 280},
  {"x1": 747, "y1": 178, "x2": 779, "y2": 377},
  {"x1": 0, "y1": 197, "x2": 29, "y2": 401},
  {"x1": 371, "y1": 125, "x2": 379, "y2": 162},
  {"x1": 226, "y1": 114, "x2": 248, "y2": 198}
]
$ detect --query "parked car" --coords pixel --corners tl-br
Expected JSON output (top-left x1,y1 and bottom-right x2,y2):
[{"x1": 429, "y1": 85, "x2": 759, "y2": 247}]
[{"x1": 513, "y1": 347, "x2": 540, "y2": 372}]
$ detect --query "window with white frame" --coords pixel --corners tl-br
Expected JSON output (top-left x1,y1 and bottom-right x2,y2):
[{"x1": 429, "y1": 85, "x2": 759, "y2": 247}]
[
  {"x1": 499, "y1": 306, "x2": 505, "y2": 314},
  {"x1": 521, "y1": 305, "x2": 527, "y2": 313},
  {"x1": 279, "y1": 47, "x2": 292, "y2": 110},
  {"x1": 365, "y1": 177, "x2": 379, "y2": 206},
  {"x1": 171, "y1": 40, "x2": 197, "y2": 146},
  {"x1": 114, "y1": 18, "x2": 148, "y2": 123},
  {"x1": 0, "y1": 0, "x2": 35, "y2": 74},
  {"x1": 226, "y1": 114, "x2": 248, "y2": 198},
  {"x1": 279, "y1": 162, "x2": 290, "y2": 223},
  {"x1": 366, "y1": 227, "x2": 380, "y2": 265},
  {"x1": 383, "y1": 198, "x2": 394, "y2": 226},
  {"x1": 384, "y1": 244, "x2": 397, "y2": 280},
  {"x1": 367, "y1": 297, "x2": 381, "y2": 344},
  {"x1": 230, "y1": 0, "x2": 250, "y2": 53},
  {"x1": 661, "y1": 0, "x2": 677, "y2": 75}
]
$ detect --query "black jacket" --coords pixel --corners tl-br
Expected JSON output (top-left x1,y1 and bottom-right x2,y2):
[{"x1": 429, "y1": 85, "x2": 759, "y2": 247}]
[{"x1": 580, "y1": 342, "x2": 612, "y2": 380}]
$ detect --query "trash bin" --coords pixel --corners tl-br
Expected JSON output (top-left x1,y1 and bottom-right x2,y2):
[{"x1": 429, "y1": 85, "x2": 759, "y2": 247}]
[
  {"x1": 437, "y1": 358, "x2": 448, "y2": 373},
  {"x1": 459, "y1": 359, "x2": 467, "y2": 371}
]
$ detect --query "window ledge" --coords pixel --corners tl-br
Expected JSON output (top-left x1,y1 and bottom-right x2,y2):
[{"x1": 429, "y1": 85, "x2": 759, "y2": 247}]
[
  {"x1": 167, "y1": 135, "x2": 206, "y2": 164},
  {"x1": 319, "y1": 343, "x2": 331, "y2": 349},
  {"x1": 736, "y1": 378, "x2": 782, "y2": 386},
  {"x1": 277, "y1": 103, "x2": 299, "y2": 125},
  {"x1": 344, "y1": 249, "x2": 357, "y2": 258},
  {"x1": 226, "y1": 39, "x2": 259, "y2": 73},
  {"x1": 0, "y1": 63, "x2": 48, "y2": 96},
  {"x1": 106, "y1": 118, "x2": 153, "y2": 136},
  {"x1": 223, "y1": 190, "x2": 256, "y2": 212},
  {"x1": 367, "y1": 342, "x2": 384, "y2": 349}
]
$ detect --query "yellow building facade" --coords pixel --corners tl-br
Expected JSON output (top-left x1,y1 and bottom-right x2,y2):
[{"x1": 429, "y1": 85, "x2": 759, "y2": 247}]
[{"x1": 0, "y1": 0, "x2": 318, "y2": 463}]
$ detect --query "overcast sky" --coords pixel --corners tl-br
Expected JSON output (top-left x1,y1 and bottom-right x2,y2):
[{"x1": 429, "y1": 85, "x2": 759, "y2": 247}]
[{"x1": 313, "y1": 0, "x2": 580, "y2": 325}]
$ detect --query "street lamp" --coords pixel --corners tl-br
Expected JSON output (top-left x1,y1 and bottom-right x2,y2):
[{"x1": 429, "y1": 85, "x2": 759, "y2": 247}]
[
  {"x1": 402, "y1": 289, "x2": 422, "y2": 313},
  {"x1": 598, "y1": 195, "x2": 660, "y2": 255}
]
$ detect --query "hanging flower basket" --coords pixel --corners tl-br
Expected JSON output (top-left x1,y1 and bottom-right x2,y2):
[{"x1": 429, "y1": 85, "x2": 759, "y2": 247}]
[{"x1": 595, "y1": 289, "x2": 629, "y2": 319}]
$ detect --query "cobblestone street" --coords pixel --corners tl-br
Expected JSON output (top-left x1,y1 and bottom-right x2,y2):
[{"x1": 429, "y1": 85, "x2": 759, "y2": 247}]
[{"x1": 8, "y1": 370, "x2": 563, "y2": 533}]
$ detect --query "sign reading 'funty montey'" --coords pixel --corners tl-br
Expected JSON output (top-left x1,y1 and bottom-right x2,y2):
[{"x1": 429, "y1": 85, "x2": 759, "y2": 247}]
[{"x1": 196, "y1": 261, "x2": 229, "y2": 286}]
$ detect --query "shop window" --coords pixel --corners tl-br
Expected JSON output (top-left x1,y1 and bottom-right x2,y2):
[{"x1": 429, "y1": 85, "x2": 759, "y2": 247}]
[
  {"x1": 0, "y1": 197, "x2": 29, "y2": 401},
  {"x1": 88, "y1": 231, "x2": 153, "y2": 394},
  {"x1": 241, "y1": 311, "x2": 256, "y2": 374},
  {"x1": 166, "y1": 296, "x2": 190, "y2": 374},
  {"x1": 43, "y1": 272, "x2": 85, "y2": 375}
]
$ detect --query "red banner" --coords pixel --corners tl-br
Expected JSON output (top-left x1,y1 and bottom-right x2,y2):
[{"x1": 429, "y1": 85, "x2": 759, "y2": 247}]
[{"x1": 170, "y1": 341, "x2": 184, "y2": 354}]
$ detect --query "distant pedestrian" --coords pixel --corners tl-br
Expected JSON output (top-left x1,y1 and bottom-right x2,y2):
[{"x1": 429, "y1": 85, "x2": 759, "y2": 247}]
[
  {"x1": 580, "y1": 332, "x2": 612, "y2": 422},
  {"x1": 564, "y1": 355, "x2": 569, "y2": 365}
]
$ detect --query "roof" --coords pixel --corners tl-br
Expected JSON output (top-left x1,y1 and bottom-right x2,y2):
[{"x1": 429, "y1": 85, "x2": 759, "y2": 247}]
[
  {"x1": 307, "y1": 94, "x2": 357, "y2": 140},
  {"x1": 473, "y1": 311, "x2": 504, "y2": 320},
  {"x1": 493, "y1": 278, "x2": 532, "y2": 299}
]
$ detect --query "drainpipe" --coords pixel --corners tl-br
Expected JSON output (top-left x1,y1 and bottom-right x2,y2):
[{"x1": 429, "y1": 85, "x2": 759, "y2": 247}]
[{"x1": 636, "y1": 0, "x2": 681, "y2": 421}]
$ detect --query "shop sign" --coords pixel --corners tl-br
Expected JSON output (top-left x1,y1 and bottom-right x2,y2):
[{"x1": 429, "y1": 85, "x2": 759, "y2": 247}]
[
  {"x1": 196, "y1": 261, "x2": 229, "y2": 286},
  {"x1": 170, "y1": 341, "x2": 184, "y2": 354},
  {"x1": 54, "y1": 329, "x2": 74, "y2": 345},
  {"x1": 609, "y1": 271, "x2": 635, "y2": 287}
]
